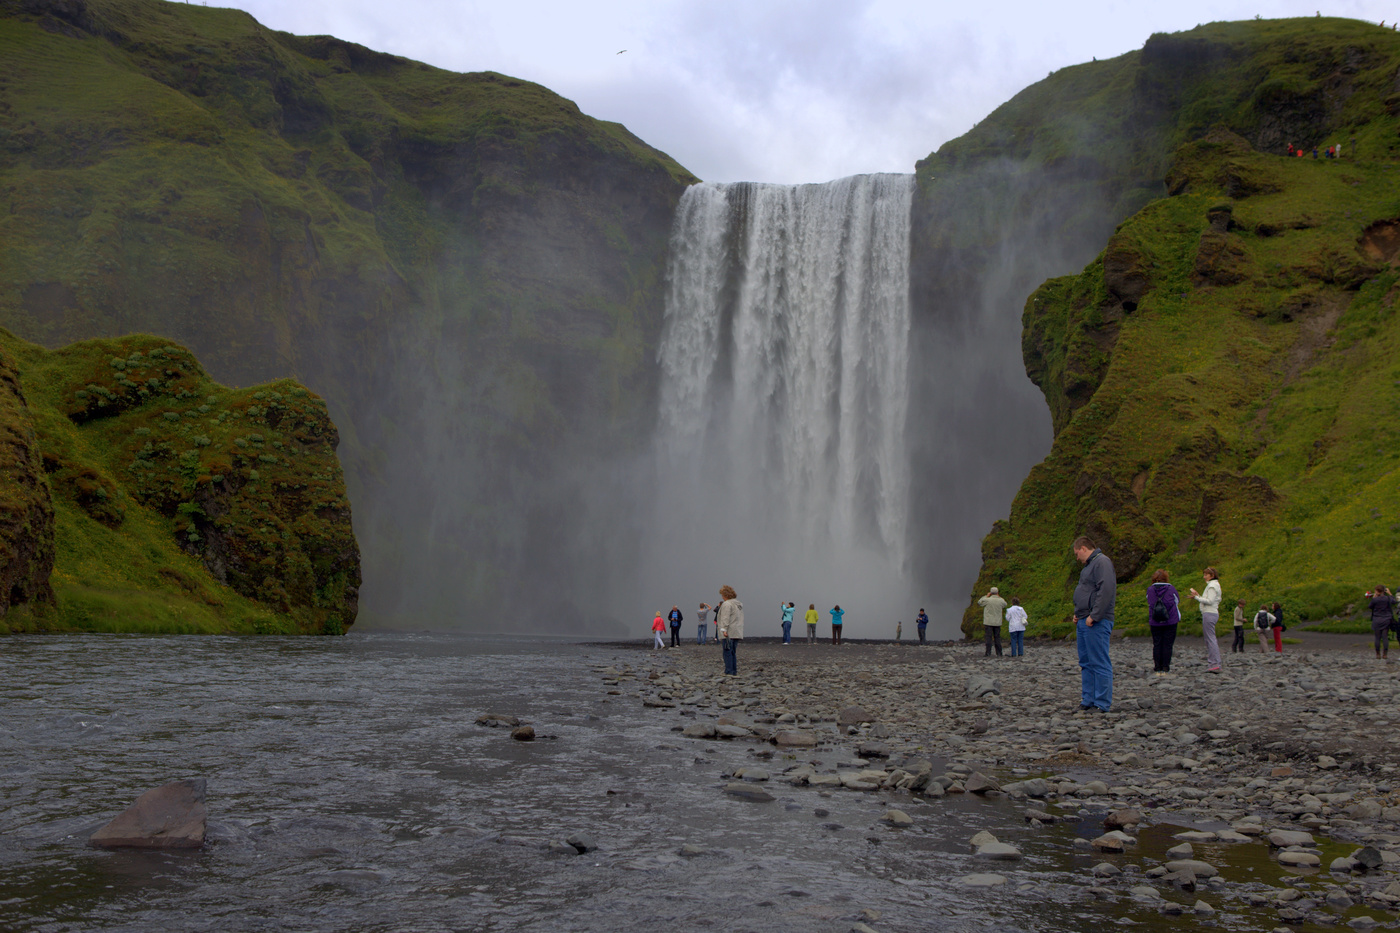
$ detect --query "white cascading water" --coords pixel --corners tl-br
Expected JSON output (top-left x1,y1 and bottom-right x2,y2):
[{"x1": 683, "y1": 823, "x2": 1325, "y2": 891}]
[{"x1": 644, "y1": 174, "x2": 916, "y2": 627}]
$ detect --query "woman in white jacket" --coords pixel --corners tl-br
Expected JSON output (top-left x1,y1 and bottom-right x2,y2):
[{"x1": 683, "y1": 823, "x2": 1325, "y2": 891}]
[
  {"x1": 717, "y1": 585, "x2": 744, "y2": 676},
  {"x1": 1188, "y1": 566, "x2": 1223, "y2": 673}
]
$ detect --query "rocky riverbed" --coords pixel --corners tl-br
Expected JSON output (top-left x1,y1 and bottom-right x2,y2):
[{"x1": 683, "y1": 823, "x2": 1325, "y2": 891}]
[{"x1": 601, "y1": 637, "x2": 1400, "y2": 930}]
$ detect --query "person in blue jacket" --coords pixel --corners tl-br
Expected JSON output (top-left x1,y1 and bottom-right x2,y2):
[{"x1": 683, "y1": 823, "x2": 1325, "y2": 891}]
[
  {"x1": 1072, "y1": 535, "x2": 1116, "y2": 712},
  {"x1": 830, "y1": 605, "x2": 845, "y2": 645},
  {"x1": 916, "y1": 608, "x2": 929, "y2": 644},
  {"x1": 780, "y1": 602, "x2": 795, "y2": 645}
]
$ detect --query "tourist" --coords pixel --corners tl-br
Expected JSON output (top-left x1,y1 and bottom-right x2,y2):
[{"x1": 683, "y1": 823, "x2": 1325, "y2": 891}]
[
  {"x1": 697, "y1": 602, "x2": 711, "y2": 645},
  {"x1": 1270, "y1": 600, "x2": 1286, "y2": 653},
  {"x1": 977, "y1": 586, "x2": 1007, "y2": 657},
  {"x1": 1232, "y1": 598, "x2": 1247, "y2": 653},
  {"x1": 1187, "y1": 567, "x2": 1223, "y2": 673},
  {"x1": 1006, "y1": 598, "x2": 1028, "y2": 657},
  {"x1": 780, "y1": 601, "x2": 795, "y2": 645},
  {"x1": 652, "y1": 611, "x2": 666, "y2": 650},
  {"x1": 805, "y1": 603, "x2": 819, "y2": 644},
  {"x1": 1072, "y1": 535, "x2": 1116, "y2": 711},
  {"x1": 668, "y1": 605, "x2": 683, "y2": 648},
  {"x1": 717, "y1": 585, "x2": 744, "y2": 675},
  {"x1": 1253, "y1": 604, "x2": 1276, "y2": 653},
  {"x1": 916, "y1": 608, "x2": 929, "y2": 644},
  {"x1": 1146, "y1": 569, "x2": 1180, "y2": 675},
  {"x1": 1368, "y1": 586, "x2": 1395, "y2": 659},
  {"x1": 830, "y1": 604, "x2": 845, "y2": 645}
]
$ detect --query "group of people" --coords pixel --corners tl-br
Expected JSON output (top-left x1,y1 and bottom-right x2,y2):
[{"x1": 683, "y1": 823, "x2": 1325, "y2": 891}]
[
  {"x1": 1145, "y1": 566, "x2": 1289, "y2": 676},
  {"x1": 1286, "y1": 141, "x2": 1348, "y2": 159},
  {"x1": 975, "y1": 588, "x2": 1030, "y2": 657},
  {"x1": 651, "y1": 587, "x2": 747, "y2": 673},
  {"x1": 1368, "y1": 586, "x2": 1398, "y2": 658}
]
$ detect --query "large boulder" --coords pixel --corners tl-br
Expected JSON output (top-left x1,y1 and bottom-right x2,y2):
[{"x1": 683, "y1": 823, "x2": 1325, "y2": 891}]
[{"x1": 89, "y1": 779, "x2": 207, "y2": 849}]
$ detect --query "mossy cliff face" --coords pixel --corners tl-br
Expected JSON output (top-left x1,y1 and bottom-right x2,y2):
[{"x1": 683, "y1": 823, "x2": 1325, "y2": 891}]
[
  {"x1": 0, "y1": 0, "x2": 695, "y2": 627},
  {"x1": 0, "y1": 348, "x2": 55, "y2": 615},
  {"x1": 0, "y1": 328, "x2": 359, "y2": 635},
  {"x1": 962, "y1": 123, "x2": 1400, "y2": 637},
  {"x1": 907, "y1": 18, "x2": 1400, "y2": 615}
]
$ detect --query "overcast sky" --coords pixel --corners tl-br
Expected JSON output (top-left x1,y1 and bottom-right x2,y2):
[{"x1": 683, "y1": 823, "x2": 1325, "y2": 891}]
[{"x1": 202, "y1": 0, "x2": 1396, "y2": 184}]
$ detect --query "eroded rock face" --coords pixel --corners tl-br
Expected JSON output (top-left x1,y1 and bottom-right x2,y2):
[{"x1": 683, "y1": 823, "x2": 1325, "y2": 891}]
[
  {"x1": 89, "y1": 779, "x2": 208, "y2": 849},
  {"x1": 0, "y1": 350, "x2": 55, "y2": 618}
]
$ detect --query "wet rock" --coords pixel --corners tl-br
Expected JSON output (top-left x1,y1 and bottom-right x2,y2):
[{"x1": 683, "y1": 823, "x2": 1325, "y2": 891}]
[
  {"x1": 89, "y1": 779, "x2": 207, "y2": 849},
  {"x1": 1278, "y1": 851, "x2": 1321, "y2": 868},
  {"x1": 1092, "y1": 862, "x2": 1122, "y2": 878},
  {"x1": 1173, "y1": 830, "x2": 1217, "y2": 842},
  {"x1": 773, "y1": 731, "x2": 818, "y2": 748},
  {"x1": 1268, "y1": 830, "x2": 1315, "y2": 848},
  {"x1": 1163, "y1": 870, "x2": 1197, "y2": 892},
  {"x1": 1353, "y1": 846, "x2": 1384, "y2": 871},
  {"x1": 715, "y1": 724, "x2": 753, "y2": 738},
  {"x1": 566, "y1": 832, "x2": 597, "y2": 854},
  {"x1": 964, "y1": 675, "x2": 1000, "y2": 699},
  {"x1": 837, "y1": 706, "x2": 874, "y2": 726},
  {"x1": 679, "y1": 844, "x2": 709, "y2": 857},
  {"x1": 1330, "y1": 855, "x2": 1359, "y2": 872},
  {"x1": 965, "y1": 772, "x2": 1001, "y2": 795},
  {"x1": 1077, "y1": 780, "x2": 1109, "y2": 796},
  {"x1": 975, "y1": 842, "x2": 1022, "y2": 860},
  {"x1": 970, "y1": 831, "x2": 999, "y2": 847},
  {"x1": 1193, "y1": 900, "x2": 1215, "y2": 915},
  {"x1": 857, "y1": 742, "x2": 891, "y2": 758},
  {"x1": 476, "y1": 713, "x2": 519, "y2": 728},
  {"x1": 511, "y1": 725, "x2": 535, "y2": 741},
  {"x1": 1164, "y1": 859, "x2": 1218, "y2": 878},
  {"x1": 850, "y1": 923, "x2": 879, "y2": 933},
  {"x1": 882, "y1": 809, "x2": 913, "y2": 827},
  {"x1": 683, "y1": 722, "x2": 717, "y2": 738},
  {"x1": 733, "y1": 767, "x2": 769, "y2": 782},
  {"x1": 1325, "y1": 891, "x2": 1353, "y2": 908},
  {"x1": 723, "y1": 783, "x2": 774, "y2": 802},
  {"x1": 1316, "y1": 755, "x2": 1339, "y2": 769},
  {"x1": 1166, "y1": 842, "x2": 1194, "y2": 859},
  {"x1": 1130, "y1": 885, "x2": 1161, "y2": 899},
  {"x1": 955, "y1": 873, "x2": 1007, "y2": 887},
  {"x1": 1103, "y1": 809, "x2": 1143, "y2": 830},
  {"x1": 1025, "y1": 809, "x2": 1056, "y2": 823}
]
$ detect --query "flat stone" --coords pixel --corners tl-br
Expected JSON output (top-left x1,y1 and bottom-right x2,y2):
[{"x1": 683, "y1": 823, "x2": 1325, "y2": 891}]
[
  {"x1": 1277, "y1": 851, "x2": 1320, "y2": 867},
  {"x1": 679, "y1": 844, "x2": 709, "y2": 857},
  {"x1": 1173, "y1": 830, "x2": 1218, "y2": 842},
  {"x1": 773, "y1": 731, "x2": 818, "y2": 748},
  {"x1": 1164, "y1": 859, "x2": 1218, "y2": 878},
  {"x1": 975, "y1": 842, "x2": 1022, "y2": 860},
  {"x1": 682, "y1": 722, "x2": 717, "y2": 738},
  {"x1": 1104, "y1": 808, "x2": 1143, "y2": 829},
  {"x1": 964, "y1": 675, "x2": 1001, "y2": 699},
  {"x1": 714, "y1": 724, "x2": 753, "y2": 738},
  {"x1": 837, "y1": 706, "x2": 874, "y2": 726},
  {"x1": 643, "y1": 698, "x2": 677, "y2": 708},
  {"x1": 1166, "y1": 843, "x2": 1194, "y2": 859},
  {"x1": 1268, "y1": 830, "x2": 1316, "y2": 848},
  {"x1": 1316, "y1": 755, "x2": 1338, "y2": 769},
  {"x1": 89, "y1": 779, "x2": 207, "y2": 849},
  {"x1": 723, "y1": 783, "x2": 774, "y2": 802},
  {"x1": 965, "y1": 772, "x2": 1001, "y2": 795},
  {"x1": 1215, "y1": 830, "x2": 1254, "y2": 843},
  {"x1": 1130, "y1": 885, "x2": 1161, "y2": 899},
  {"x1": 1092, "y1": 834, "x2": 1126, "y2": 852},
  {"x1": 882, "y1": 809, "x2": 913, "y2": 827},
  {"x1": 476, "y1": 713, "x2": 519, "y2": 728},
  {"x1": 1025, "y1": 809, "x2": 1056, "y2": 823},
  {"x1": 955, "y1": 873, "x2": 1007, "y2": 887},
  {"x1": 857, "y1": 742, "x2": 891, "y2": 758}
]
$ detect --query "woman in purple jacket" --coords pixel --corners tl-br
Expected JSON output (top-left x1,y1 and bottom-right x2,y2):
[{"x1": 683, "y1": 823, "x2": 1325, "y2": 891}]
[{"x1": 1146, "y1": 569, "x2": 1181, "y2": 676}]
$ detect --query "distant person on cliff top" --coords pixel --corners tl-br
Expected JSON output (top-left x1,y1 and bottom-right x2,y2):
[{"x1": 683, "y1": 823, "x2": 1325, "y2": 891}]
[
  {"x1": 830, "y1": 605, "x2": 845, "y2": 645},
  {"x1": 1187, "y1": 567, "x2": 1223, "y2": 673},
  {"x1": 1072, "y1": 536, "x2": 1116, "y2": 712},
  {"x1": 1368, "y1": 586, "x2": 1395, "y2": 659},
  {"x1": 697, "y1": 602, "x2": 711, "y2": 645},
  {"x1": 1253, "y1": 604, "x2": 1276, "y2": 654},
  {"x1": 1006, "y1": 598, "x2": 1028, "y2": 657},
  {"x1": 1270, "y1": 600, "x2": 1287, "y2": 653},
  {"x1": 805, "y1": 603, "x2": 819, "y2": 644},
  {"x1": 1146, "y1": 569, "x2": 1180, "y2": 676},
  {"x1": 668, "y1": 606, "x2": 683, "y2": 648},
  {"x1": 1232, "y1": 598, "x2": 1247, "y2": 653},
  {"x1": 717, "y1": 585, "x2": 744, "y2": 675},
  {"x1": 916, "y1": 608, "x2": 929, "y2": 644},
  {"x1": 977, "y1": 587, "x2": 1007, "y2": 657},
  {"x1": 652, "y1": 612, "x2": 666, "y2": 650},
  {"x1": 780, "y1": 602, "x2": 795, "y2": 645}
]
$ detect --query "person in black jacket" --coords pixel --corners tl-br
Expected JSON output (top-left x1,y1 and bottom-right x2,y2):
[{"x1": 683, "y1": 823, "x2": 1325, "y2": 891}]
[
  {"x1": 1269, "y1": 601, "x2": 1286, "y2": 654},
  {"x1": 1072, "y1": 535, "x2": 1116, "y2": 712},
  {"x1": 668, "y1": 606, "x2": 683, "y2": 648},
  {"x1": 1369, "y1": 586, "x2": 1396, "y2": 659}
]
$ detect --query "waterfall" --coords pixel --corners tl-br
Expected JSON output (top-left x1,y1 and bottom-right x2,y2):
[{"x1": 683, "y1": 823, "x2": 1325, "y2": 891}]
[{"x1": 645, "y1": 174, "x2": 916, "y2": 624}]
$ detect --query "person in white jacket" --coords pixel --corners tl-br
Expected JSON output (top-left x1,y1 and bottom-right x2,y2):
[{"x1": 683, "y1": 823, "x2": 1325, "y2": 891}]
[
  {"x1": 717, "y1": 585, "x2": 744, "y2": 676},
  {"x1": 1005, "y1": 598, "x2": 1028, "y2": 657},
  {"x1": 1188, "y1": 566, "x2": 1223, "y2": 673}
]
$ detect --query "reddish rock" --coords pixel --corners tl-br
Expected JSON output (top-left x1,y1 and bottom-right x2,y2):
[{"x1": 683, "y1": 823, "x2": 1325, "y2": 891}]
[{"x1": 89, "y1": 779, "x2": 207, "y2": 849}]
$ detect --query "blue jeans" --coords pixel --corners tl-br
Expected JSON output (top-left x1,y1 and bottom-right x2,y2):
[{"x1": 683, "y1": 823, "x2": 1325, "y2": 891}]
[
  {"x1": 1009, "y1": 631, "x2": 1024, "y2": 656},
  {"x1": 697, "y1": 624, "x2": 708, "y2": 644},
  {"x1": 1076, "y1": 617, "x2": 1113, "y2": 710},
  {"x1": 781, "y1": 621, "x2": 792, "y2": 643},
  {"x1": 722, "y1": 638, "x2": 738, "y2": 675}
]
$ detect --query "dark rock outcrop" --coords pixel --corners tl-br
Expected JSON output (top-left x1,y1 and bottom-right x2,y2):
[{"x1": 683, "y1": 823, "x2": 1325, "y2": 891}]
[{"x1": 89, "y1": 779, "x2": 208, "y2": 849}]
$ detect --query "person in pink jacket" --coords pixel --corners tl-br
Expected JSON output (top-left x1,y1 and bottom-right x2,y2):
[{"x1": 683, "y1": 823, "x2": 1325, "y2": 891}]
[{"x1": 651, "y1": 612, "x2": 666, "y2": 649}]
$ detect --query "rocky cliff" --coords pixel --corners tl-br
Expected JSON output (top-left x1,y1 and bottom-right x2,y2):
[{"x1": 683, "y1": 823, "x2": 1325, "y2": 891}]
[
  {"x1": 0, "y1": 328, "x2": 359, "y2": 634},
  {"x1": 955, "y1": 18, "x2": 1400, "y2": 635},
  {"x1": 0, "y1": 0, "x2": 695, "y2": 630}
]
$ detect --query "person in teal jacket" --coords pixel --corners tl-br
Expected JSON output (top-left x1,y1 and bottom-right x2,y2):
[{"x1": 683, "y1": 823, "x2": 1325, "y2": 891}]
[
  {"x1": 830, "y1": 605, "x2": 845, "y2": 645},
  {"x1": 780, "y1": 602, "x2": 795, "y2": 645}
]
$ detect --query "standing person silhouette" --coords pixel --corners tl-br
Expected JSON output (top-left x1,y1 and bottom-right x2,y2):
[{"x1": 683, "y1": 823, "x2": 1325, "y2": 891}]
[
  {"x1": 1072, "y1": 536, "x2": 1116, "y2": 712},
  {"x1": 977, "y1": 587, "x2": 1007, "y2": 657},
  {"x1": 780, "y1": 602, "x2": 795, "y2": 645},
  {"x1": 804, "y1": 604, "x2": 819, "y2": 644},
  {"x1": 829, "y1": 605, "x2": 845, "y2": 645},
  {"x1": 717, "y1": 585, "x2": 744, "y2": 675},
  {"x1": 667, "y1": 605, "x2": 684, "y2": 648},
  {"x1": 1188, "y1": 567, "x2": 1223, "y2": 672},
  {"x1": 916, "y1": 608, "x2": 929, "y2": 644}
]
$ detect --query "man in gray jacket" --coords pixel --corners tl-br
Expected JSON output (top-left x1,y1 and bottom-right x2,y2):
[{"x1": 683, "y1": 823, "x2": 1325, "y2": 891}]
[
  {"x1": 977, "y1": 587, "x2": 1007, "y2": 657},
  {"x1": 1072, "y1": 535, "x2": 1116, "y2": 711}
]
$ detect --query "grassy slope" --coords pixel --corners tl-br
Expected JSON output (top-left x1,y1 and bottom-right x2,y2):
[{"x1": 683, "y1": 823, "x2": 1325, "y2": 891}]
[
  {"x1": 0, "y1": 0, "x2": 695, "y2": 627},
  {"x1": 967, "y1": 132, "x2": 1400, "y2": 639},
  {"x1": 0, "y1": 328, "x2": 359, "y2": 635}
]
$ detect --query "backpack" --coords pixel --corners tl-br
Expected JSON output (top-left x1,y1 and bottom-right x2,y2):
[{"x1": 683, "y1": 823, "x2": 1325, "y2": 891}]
[
  {"x1": 1253, "y1": 610, "x2": 1271, "y2": 631},
  {"x1": 1149, "y1": 589, "x2": 1170, "y2": 624}
]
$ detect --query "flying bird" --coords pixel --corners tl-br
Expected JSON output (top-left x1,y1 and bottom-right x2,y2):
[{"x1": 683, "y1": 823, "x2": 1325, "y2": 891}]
[{"x1": 617, "y1": 49, "x2": 626, "y2": 54}]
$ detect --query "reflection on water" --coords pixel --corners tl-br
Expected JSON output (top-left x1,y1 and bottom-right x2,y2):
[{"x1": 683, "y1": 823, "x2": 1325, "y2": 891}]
[{"x1": 0, "y1": 634, "x2": 1378, "y2": 932}]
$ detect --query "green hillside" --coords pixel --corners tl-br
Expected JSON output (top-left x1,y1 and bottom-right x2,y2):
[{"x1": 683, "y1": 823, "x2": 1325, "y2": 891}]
[
  {"x1": 963, "y1": 123, "x2": 1400, "y2": 638},
  {"x1": 0, "y1": 328, "x2": 359, "y2": 635},
  {"x1": 0, "y1": 0, "x2": 694, "y2": 629}
]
